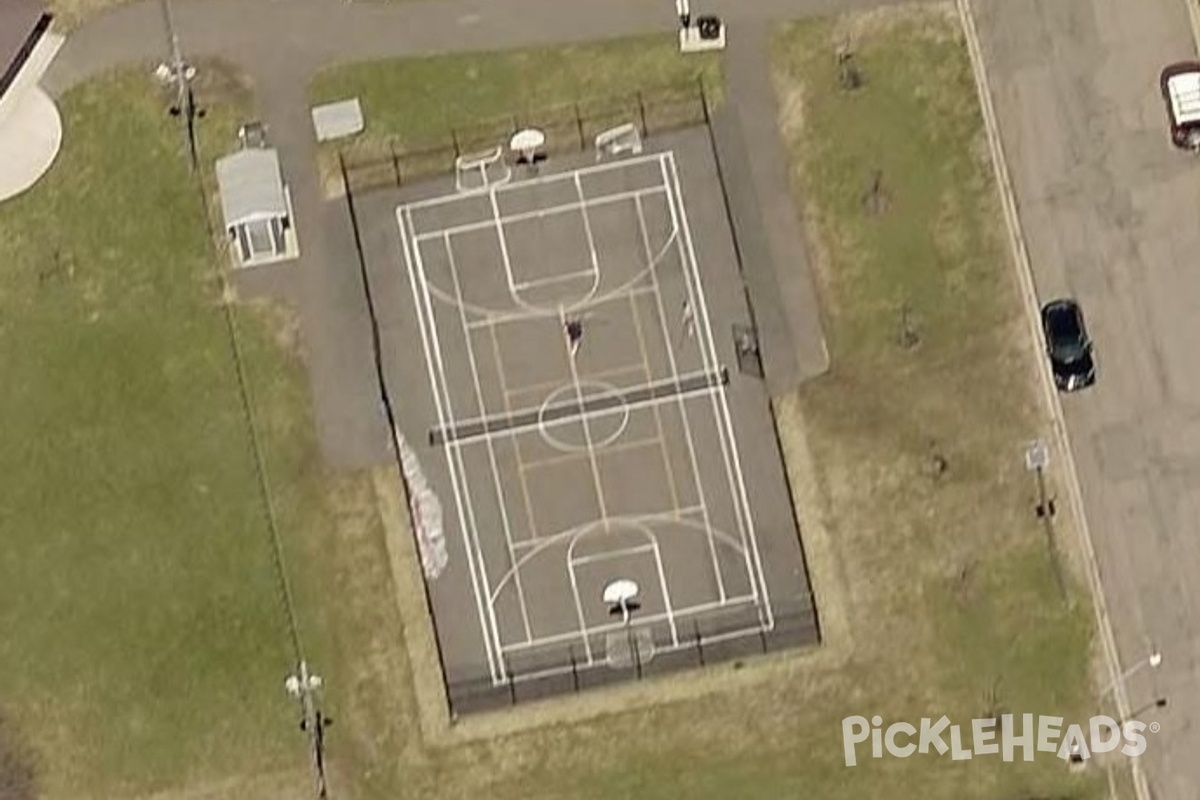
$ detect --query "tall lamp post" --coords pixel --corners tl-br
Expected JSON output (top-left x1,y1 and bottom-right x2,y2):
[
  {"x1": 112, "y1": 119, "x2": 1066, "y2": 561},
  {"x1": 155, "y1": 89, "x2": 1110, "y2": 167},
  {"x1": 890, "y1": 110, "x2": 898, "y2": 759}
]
[
  {"x1": 157, "y1": 0, "x2": 198, "y2": 169},
  {"x1": 286, "y1": 661, "x2": 330, "y2": 799}
]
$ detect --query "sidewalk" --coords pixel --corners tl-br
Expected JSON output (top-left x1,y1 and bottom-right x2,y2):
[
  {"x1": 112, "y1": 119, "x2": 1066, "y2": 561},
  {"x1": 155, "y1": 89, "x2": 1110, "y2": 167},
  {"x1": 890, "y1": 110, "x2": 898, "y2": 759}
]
[{"x1": 714, "y1": 19, "x2": 829, "y2": 391}]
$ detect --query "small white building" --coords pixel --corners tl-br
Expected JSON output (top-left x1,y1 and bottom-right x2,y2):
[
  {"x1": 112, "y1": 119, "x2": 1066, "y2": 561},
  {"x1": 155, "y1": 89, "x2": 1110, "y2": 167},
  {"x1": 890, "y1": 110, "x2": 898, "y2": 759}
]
[{"x1": 215, "y1": 147, "x2": 299, "y2": 267}]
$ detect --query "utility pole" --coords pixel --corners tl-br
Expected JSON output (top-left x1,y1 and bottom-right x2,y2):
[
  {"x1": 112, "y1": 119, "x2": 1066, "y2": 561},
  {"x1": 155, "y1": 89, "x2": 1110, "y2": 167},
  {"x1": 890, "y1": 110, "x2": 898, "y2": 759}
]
[
  {"x1": 158, "y1": 0, "x2": 198, "y2": 169},
  {"x1": 286, "y1": 661, "x2": 330, "y2": 799}
]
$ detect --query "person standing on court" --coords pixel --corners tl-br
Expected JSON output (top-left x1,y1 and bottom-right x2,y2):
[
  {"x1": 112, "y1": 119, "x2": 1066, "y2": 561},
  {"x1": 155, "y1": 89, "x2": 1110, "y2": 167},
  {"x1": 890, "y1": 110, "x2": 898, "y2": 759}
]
[
  {"x1": 565, "y1": 318, "x2": 584, "y2": 356},
  {"x1": 681, "y1": 298, "x2": 696, "y2": 340}
]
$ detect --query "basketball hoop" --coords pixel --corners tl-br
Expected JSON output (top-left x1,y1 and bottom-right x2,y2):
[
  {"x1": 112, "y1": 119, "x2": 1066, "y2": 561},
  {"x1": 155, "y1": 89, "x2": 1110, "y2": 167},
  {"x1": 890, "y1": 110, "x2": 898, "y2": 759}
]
[
  {"x1": 603, "y1": 579, "x2": 640, "y2": 625},
  {"x1": 509, "y1": 127, "x2": 547, "y2": 166}
]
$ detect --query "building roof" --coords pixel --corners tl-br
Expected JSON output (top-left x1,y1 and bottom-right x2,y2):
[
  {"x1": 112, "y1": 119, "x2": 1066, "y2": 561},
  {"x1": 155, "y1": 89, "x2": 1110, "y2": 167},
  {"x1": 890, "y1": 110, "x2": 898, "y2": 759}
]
[
  {"x1": 0, "y1": 0, "x2": 50, "y2": 101},
  {"x1": 215, "y1": 148, "x2": 288, "y2": 228}
]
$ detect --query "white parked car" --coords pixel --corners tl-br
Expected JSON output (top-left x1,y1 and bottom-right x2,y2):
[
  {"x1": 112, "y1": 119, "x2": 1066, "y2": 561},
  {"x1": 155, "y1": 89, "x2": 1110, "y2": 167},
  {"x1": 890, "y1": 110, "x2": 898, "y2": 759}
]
[{"x1": 1160, "y1": 62, "x2": 1200, "y2": 150}]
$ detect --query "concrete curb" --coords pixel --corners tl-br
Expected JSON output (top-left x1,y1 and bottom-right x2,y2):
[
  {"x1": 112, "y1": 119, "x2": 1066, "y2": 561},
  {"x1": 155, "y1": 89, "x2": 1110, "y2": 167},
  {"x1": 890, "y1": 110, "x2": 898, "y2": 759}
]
[{"x1": 953, "y1": 1, "x2": 1148, "y2": 798}]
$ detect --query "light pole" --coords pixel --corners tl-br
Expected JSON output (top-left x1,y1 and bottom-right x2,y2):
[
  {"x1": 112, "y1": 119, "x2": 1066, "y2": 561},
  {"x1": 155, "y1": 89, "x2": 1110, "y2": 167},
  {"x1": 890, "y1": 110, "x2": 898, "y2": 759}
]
[
  {"x1": 286, "y1": 661, "x2": 330, "y2": 799},
  {"x1": 157, "y1": 0, "x2": 198, "y2": 169}
]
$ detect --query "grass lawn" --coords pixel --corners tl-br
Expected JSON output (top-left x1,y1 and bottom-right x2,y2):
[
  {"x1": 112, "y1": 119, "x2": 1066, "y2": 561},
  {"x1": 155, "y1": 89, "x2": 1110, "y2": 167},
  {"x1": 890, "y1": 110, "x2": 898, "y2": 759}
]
[
  {"x1": 310, "y1": 34, "x2": 722, "y2": 148},
  {"x1": 309, "y1": 34, "x2": 722, "y2": 189},
  {"x1": 308, "y1": 8, "x2": 1120, "y2": 800},
  {"x1": 0, "y1": 65, "x2": 342, "y2": 800},
  {"x1": 47, "y1": 0, "x2": 134, "y2": 31}
]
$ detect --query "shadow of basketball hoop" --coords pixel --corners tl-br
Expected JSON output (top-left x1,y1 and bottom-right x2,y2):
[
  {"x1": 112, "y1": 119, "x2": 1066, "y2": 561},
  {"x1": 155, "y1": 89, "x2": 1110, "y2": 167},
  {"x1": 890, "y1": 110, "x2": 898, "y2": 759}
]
[
  {"x1": 603, "y1": 579, "x2": 655, "y2": 675},
  {"x1": 605, "y1": 628, "x2": 656, "y2": 673}
]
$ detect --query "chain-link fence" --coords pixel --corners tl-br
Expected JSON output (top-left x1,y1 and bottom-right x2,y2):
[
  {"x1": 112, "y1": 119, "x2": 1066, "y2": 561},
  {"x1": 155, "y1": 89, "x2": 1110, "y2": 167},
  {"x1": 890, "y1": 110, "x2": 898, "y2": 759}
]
[
  {"x1": 338, "y1": 79, "x2": 712, "y2": 194},
  {"x1": 443, "y1": 610, "x2": 819, "y2": 718}
]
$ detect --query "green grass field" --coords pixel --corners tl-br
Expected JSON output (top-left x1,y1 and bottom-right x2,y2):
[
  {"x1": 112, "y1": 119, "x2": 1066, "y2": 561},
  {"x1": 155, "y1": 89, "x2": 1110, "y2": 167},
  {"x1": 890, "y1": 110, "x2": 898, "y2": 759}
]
[
  {"x1": 0, "y1": 66, "x2": 332, "y2": 799},
  {"x1": 310, "y1": 34, "x2": 721, "y2": 147}
]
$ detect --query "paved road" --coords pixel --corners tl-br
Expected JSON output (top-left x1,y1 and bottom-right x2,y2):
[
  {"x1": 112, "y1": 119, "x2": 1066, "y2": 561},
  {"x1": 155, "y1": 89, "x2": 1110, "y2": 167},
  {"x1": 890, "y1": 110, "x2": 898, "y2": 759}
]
[{"x1": 973, "y1": 0, "x2": 1200, "y2": 795}]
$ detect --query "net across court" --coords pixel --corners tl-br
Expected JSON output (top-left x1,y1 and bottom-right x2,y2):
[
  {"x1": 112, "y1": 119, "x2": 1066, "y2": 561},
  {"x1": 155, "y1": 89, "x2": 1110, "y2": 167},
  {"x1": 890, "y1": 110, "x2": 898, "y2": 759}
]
[{"x1": 397, "y1": 151, "x2": 773, "y2": 686}]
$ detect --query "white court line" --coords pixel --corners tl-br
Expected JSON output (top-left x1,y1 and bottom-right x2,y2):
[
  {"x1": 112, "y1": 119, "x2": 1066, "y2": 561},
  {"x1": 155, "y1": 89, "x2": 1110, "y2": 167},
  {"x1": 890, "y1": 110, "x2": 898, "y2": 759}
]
[
  {"x1": 401, "y1": 151, "x2": 670, "y2": 214},
  {"x1": 559, "y1": 293, "x2": 612, "y2": 665},
  {"x1": 565, "y1": 530, "x2": 597, "y2": 664},
  {"x1": 505, "y1": 503, "x2": 707, "y2": 552},
  {"x1": 634, "y1": 190, "x2": 726, "y2": 614},
  {"x1": 519, "y1": 435, "x2": 663, "y2": 473},
  {"x1": 489, "y1": 510, "x2": 710, "y2": 604},
  {"x1": 559, "y1": 542, "x2": 657, "y2": 567},
  {"x1": 645, "y1": 532, "x2": 680, "y2": 647},
  {"x1": 572, "y1": 171, "x2": 602, "y2": 281},
  {"x1": 501, "y1": 620, "x2": 774, "y2": 686},
  {"x1": 627, "y1": 289, "x2": 684, "y2": 515},
  {"x1": 564, "y1": 526, "x2": 676, "y2": 668},
  {"x1": 487, "y1": 187, "x2": 541, "y2": 317},
  {"x1": 660, "y1": 153, "x2": 756, "y2": 613},
  {"x1": 433, "y1": 371, "x2": 724, "y2": 447},
  {"x1": 499, "y1": 594, "x2": 759, "y2": 654},
  {"x1": 461, "y1": 285, "x2": 659, "y2": 331},
  {"x1": 411, "y1": 186, "x2": 668, "y2": 243},
  {"x1": 504, "y1": 363, "x2": 647, "y2": 401},
  {"x1": 396, "y1": 207, "x2": 501, "y2": 683},
  {"x1": 560, "y1": 306, "x2": 609, "y2": 519},
  {"x1": 663, "y1": 152, "x2": 775, "y2": 631},
  {"x1": 668, "y1": 151, "x2": 772, "y2": 626},
  {"x1": 513, "y1": 268, "x2": 595, "y2": 292},
  {"x1": 406, "y1": 207, "x2": 511, "y2": 679},
  {"x1": 501, "y1": 506, "x2": 705, "y2": 551},
  {"x1": 443, "y1": 231, "x2": 534, "y2": 645},
  {"x1": 486, "y1": 322, "x2": 543, "y2": 546}
]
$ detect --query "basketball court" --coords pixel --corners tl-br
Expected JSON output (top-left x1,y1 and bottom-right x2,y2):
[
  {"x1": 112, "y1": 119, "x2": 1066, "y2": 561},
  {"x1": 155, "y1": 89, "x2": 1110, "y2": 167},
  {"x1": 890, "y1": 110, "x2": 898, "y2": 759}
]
[{"x1": 358, "y1": 127, "x2": 818, "y2": 710}]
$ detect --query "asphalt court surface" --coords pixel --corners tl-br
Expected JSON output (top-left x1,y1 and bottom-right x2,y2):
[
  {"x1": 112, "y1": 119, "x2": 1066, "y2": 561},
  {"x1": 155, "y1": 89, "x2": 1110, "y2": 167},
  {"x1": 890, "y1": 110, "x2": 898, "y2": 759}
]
[{"x1": 358, "y1": 129, "x2": 818, "y2": 711}]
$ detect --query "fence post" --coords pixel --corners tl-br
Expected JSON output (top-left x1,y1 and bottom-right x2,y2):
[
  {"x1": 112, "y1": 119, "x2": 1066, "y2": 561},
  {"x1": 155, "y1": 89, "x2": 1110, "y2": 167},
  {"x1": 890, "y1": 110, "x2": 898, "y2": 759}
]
[
  {"x1": 389, "y1": 140, "x2": 401, "y2": 187},
  {"x1": 570, "y1": 645, "x2": 580, "y2": 692},
  {"x1": 694, "y1": 621, "x2": 706, "y2": 666},
  {"x1": 636, "y1": 90, "x2": 649, "y2": 137},
  {"x1": 575, "y1": 103, "x2": 585, "y2": 150},
  {"x1": 450, "y1": 128, "x2": 461, "y2": 159},
  {"x1": 505, "y1": 662, "x2": 517, "y2": 705},
  {"x1": 632, "y1": 633, "x2": 643, "y2": 680},
  {"x1": 759, "y1": 626, "x2": 769, "y2": 654}
]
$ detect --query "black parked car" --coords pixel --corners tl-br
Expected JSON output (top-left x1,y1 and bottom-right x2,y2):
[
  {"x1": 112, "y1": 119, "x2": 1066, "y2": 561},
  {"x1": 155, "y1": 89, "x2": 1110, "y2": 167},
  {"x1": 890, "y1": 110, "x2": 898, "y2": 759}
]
[{"x1": 1041, "y1": 299, "x2": 1096, "y2": 392}]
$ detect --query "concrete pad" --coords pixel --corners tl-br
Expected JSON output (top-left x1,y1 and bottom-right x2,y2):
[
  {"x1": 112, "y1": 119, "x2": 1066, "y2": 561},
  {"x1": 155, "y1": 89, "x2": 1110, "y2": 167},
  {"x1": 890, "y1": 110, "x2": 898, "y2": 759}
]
[{"x1": 0, "y1": 86, "x2": 62, "y2": 202}]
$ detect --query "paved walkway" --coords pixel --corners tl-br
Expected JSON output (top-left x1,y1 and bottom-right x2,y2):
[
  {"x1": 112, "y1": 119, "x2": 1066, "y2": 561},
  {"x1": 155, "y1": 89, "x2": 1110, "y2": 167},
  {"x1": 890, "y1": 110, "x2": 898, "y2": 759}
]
[
  {"x1": 40, "y1": 0, "x2": 881, "y2": 466},
  {"x1": 720, "y1": 19, "x2": 829, "y2": 390}
]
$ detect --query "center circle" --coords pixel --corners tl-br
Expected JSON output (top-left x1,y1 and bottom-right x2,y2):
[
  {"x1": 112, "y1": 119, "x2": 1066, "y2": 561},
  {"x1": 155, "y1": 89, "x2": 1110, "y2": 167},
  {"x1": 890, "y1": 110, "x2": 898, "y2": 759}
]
[{"x1": 538, "y1": 381, "x2": 630, "y2": 452}]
